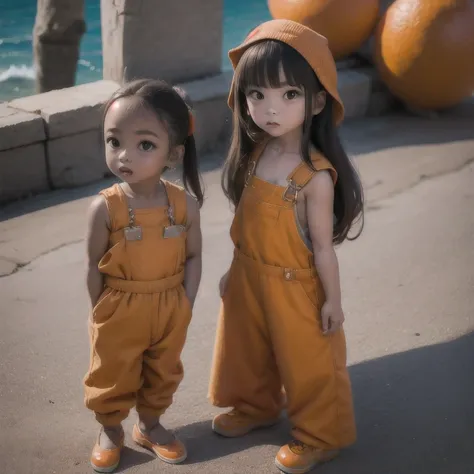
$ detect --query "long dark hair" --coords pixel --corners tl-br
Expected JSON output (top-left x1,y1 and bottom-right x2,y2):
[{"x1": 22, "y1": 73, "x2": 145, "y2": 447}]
[
  {"x1": 103, "y1": 79, "x2": 204, "y2": 207},
  {"x1": 223, "y1": 40, "x2": 363, "y2": 243}
]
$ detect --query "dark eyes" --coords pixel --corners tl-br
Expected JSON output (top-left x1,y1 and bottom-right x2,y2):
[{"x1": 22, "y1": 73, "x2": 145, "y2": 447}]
[
  {"x1": 248, "y1": 90, "x2": 264, "y2": 100},
  {"x1": 106, "y1": 137, "x2": 120, "y2": 148},
  {"x1": 246, "y1": 89, "x2": 301, "y2": 100},
  {"x1": 285, "y1": 90, "x2": 300, "y2": 100},
  {"x1": 106, "y1": 137, "x2": 156, "y2": 151},
  {"x1": 139, "y1": 141, "x2": 155, "y2": 151}
]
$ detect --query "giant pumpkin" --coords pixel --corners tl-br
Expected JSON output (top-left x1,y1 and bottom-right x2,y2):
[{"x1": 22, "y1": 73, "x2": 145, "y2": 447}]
[
  {"x1": 374, "y1": 0, "x2": 474, "y2": 109},
  {"x1": 268, "y1": 0, "x2": 379, "y2": 59}
]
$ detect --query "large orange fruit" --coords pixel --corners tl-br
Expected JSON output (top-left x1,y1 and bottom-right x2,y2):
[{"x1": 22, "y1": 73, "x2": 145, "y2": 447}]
[
  {"x1": 374, "y1": 0, "x2": 474, "y2": 109},
  {"x1": 268, "y1": 0, "x2": 379, "y2": 59}
]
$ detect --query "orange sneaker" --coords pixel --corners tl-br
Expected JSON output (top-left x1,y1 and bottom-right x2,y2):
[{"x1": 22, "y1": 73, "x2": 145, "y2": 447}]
[
  {"x1": 90, "y1": 430, "x2": 124, "y2": 473},
  {"x1": 132, "y1": 424, "x2": 187, "y2": 464},
  {"x1": 212, "y1": 408, "x2": 279, "y2": 438},
  {"x1": 275, "y1": 440, "x2": 339, "y2": 474}
]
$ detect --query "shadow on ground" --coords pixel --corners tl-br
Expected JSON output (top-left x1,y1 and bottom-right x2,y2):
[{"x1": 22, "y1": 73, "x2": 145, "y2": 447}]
[
  {"x1": 114, "y1": 447, "x2": 153, "y2": 472},
  {"x1": 175, "y1": 332, "x2": 474, "y2": 474}
]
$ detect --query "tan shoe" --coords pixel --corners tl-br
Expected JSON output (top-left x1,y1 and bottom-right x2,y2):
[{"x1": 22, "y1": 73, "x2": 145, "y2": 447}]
[
  {"x1": 212, "y1": 408, "x2": 279, "y2": 438},
  {"x1": 275, "y1": 440, "x2": 339, "y2": 474},
  {"x1": 132, "y1": 424, "x2": 187, "y2": 464},
  {"x1": 90, "y1": 430, "x2": 124, "y2": 473}
]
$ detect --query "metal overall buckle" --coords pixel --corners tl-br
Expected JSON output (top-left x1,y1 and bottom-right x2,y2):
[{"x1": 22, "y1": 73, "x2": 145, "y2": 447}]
[
  {"x1": 124, "y1": 207, "x2": 142, "y2": 241},
  {"x1": 282, "y1": 179, "x2": 302, "y2": 203},
  {"x1": 163, "y1": 205, "x2": 186, "y2": 238},
  {"x1": 283, "y1": 268, "x2": 296, "y2": 281},
  {"x1": 161, "y1": 180, "x2": 185, "y2": 238}
]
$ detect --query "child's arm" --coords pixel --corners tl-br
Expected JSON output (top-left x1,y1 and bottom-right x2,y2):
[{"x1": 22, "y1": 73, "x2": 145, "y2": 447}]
[
  {"x1": 184, "y1": 195, "x2": 202, "y2": 308},
  {"x1": 85, "y1": 196, "x2": 110, "y2": 311},
  {"x1": 305, "y1": 170, "x2": 344, "y2": 335}
]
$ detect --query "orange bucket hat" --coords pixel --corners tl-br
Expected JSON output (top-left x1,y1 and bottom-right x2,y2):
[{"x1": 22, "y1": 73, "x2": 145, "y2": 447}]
[{"x1": 228, "y1": 19, "x2": 344, "y2": 125}]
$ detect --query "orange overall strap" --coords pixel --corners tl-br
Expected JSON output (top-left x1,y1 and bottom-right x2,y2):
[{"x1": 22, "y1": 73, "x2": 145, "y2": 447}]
[
  {"x1": 310, "y1": 150, "x2": 338, "y2": 185},
  {"x1": 283, "y1": 150, "x2": 338, "y2": 203},
  {"x1": 99, "y1": 184, "x2": 130, "y2": 232},
  {"x1": 163, "y1": 180, "x2": 187, "y2": 226}
]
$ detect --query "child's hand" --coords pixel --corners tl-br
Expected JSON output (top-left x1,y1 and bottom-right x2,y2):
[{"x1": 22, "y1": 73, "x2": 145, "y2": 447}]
[
  {"x1": 219, "y1": 271, "x2": 230, "y2": 298},
  {"x1": 321, "y1": 301, "x2": 345, "y2": 335}
]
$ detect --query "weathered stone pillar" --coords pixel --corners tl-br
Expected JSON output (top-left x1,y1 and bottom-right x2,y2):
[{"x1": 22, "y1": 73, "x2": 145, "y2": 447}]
[
  {"x1": 101, "y1": 0, "x2": 223, "y2": 84},
  {"x1": 33, "y1": 0, "x2": 86, "y2": 93}
]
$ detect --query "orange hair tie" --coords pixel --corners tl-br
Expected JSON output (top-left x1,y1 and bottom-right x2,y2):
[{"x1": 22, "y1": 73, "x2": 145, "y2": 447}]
[{"x1": 188, "y1": 110, "x2": 195, "y2": 136}]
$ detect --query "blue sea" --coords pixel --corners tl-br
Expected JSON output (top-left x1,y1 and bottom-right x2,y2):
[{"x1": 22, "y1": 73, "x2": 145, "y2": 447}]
[{"x1": 0, "y1": 0, "x2": 271, "y2": 102}]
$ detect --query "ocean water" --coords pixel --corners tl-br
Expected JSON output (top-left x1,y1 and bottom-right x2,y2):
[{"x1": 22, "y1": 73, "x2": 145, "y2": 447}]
[{"x1": 0, "y1": 0, "x2": 271, "y2": 102}]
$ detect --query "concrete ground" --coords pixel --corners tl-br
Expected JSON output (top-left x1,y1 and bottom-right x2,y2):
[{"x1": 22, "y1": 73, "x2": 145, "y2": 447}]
[{"x1": 0, "y1": 106, "x2": 473, "y2": 474}]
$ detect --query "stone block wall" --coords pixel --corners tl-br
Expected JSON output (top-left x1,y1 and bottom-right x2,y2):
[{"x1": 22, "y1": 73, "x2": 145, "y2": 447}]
[
  {"x1": 176, "y1": 71, "x2": 234, "y2": 154},
  {"x1": 0, "y1": 75, "x2": 233, "y2": 204},
  {"x1": 0, "y1": 105, "x2": 48, "y2": 203},
  {"x1": 0, "y1": 80, "x2": 120, "y2": 203}
]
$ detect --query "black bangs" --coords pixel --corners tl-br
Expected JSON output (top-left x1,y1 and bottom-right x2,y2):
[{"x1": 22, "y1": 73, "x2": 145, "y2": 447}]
[{"x1": 235, "y1": 40, "x2": 321, "y2": 92}]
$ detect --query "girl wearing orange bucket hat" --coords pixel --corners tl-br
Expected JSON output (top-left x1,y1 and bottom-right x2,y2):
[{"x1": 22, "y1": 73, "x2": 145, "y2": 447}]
[{"x1": 208, "y1": 19, "x2": 364, "y2": 473}]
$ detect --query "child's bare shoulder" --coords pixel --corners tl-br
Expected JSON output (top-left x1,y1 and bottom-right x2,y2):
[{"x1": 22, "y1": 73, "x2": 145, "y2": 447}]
[
  {"x1": 185, "y1": 193, "x2": 200, "y2": 225},
  {"x1": 87, "y1": 193, "x2": 110, "y2": 229}
]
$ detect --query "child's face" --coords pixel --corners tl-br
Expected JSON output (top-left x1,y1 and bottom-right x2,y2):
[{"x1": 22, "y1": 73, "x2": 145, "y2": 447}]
[
  {"x1": 103, "y1": 96, "x2": 174, "y2": 184},
  {"x1": 244, "y1": 68, "x2": 306, "y2": 138}
]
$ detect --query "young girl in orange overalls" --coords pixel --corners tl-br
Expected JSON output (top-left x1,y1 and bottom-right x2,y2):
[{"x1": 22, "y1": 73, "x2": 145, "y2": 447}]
[
  {"x1": 209, "y1": 20, "x2": 364, "y2": 474},
  {"x1": 84, "y1": 79, "x2": 203, "y2": 473}
]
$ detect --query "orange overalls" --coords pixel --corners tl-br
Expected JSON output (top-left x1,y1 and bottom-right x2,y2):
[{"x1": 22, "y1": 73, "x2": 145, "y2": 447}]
[
  {"x1": 84, "y1": 181, "x2": 192, "y2": 426},
  {"x1": 209, "y1": 147, "x2": 357, "y2": 450}
]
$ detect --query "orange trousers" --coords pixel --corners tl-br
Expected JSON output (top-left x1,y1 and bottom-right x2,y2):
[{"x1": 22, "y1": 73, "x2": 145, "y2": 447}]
[
  {"x1": 84, "y1": 272, "x2": 191, "y2": 426},
  {"x1": 209, "y1": 250, "x2": 356, "y2": 450}
]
